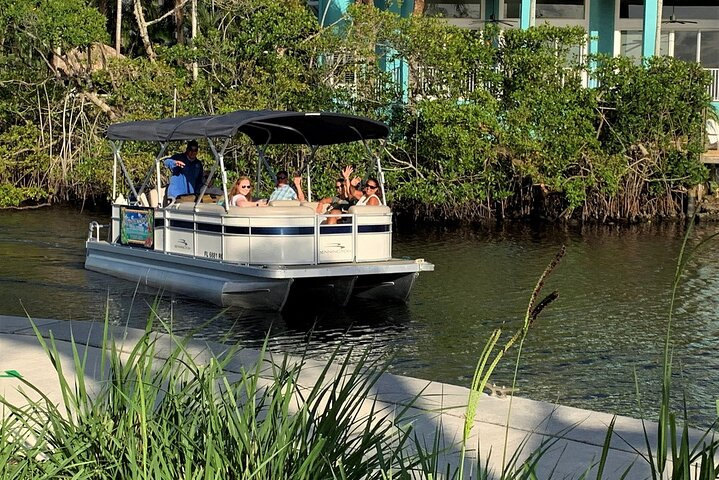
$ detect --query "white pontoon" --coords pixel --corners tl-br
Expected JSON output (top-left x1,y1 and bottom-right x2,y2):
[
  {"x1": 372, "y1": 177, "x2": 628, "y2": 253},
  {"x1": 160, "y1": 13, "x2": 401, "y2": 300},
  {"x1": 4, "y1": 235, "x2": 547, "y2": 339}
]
[{"x1": 85, "y1": 110, "x2": 434, "y2": 311}]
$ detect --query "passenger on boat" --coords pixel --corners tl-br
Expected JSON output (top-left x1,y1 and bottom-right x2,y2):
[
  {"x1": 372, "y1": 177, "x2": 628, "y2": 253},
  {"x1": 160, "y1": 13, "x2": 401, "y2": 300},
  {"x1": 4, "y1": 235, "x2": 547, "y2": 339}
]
[
  {"x1": 229, "y1": 176, "x2": 267, "y2": 207},
  {"x1": 164, "y1": 140, "x2": 204, "y2": 199},
  {"x1": 269, "y1": 170, "x2": 305, "y2": 202},
  {"x1": 342, "y1": 166, "x2": 382, "y2": 206},
  {"x1": 317, "y1": 176, "x2": 352, "y2": 224},
  {"x1": 356, "y1": 179, "x2": 382, "y2": 205}
]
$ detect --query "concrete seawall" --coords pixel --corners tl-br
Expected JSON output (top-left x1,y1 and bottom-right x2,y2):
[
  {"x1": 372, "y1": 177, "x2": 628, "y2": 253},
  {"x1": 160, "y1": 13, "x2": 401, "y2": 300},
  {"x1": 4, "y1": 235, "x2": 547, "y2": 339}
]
[{"x1": 0, "y1": 315, "x2": 710, "y2": 478}]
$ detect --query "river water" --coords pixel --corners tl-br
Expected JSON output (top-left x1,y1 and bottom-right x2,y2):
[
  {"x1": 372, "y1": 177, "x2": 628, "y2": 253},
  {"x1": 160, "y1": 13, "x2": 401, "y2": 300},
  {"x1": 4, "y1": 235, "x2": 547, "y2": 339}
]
[{"x1": 1, "y1": 207, "x2": 718, "y2": 428}]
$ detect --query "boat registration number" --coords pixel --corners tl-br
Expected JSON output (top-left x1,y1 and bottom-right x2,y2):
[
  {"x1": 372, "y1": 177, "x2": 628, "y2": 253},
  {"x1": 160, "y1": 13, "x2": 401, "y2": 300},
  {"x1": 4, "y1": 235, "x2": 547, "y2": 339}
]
[{"x1": 204, "y1": 251, "x2": 223, "y2": 260}]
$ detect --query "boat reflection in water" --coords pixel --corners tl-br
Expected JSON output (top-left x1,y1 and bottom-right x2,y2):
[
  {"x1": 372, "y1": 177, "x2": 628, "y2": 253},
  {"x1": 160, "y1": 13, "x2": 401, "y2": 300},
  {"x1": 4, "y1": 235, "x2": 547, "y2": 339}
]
[{"x1": 86, "y1": 111, "x2": 434, "y2": 311}]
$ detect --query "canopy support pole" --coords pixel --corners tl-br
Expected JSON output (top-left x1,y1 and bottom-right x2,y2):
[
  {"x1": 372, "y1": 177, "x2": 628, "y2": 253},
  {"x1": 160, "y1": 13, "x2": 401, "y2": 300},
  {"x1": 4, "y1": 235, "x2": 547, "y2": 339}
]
[
  {"x1": 205, "y1": 138, "x2": 231, "y2": 211},
  {"x1": 299, "y1": 145, "x2": 318, "y2": 202},
  {"x1": 109, "y1": 140, "x2": 140, "y2": 202},
  {"x1": 109, "y1": 141, "x2": 121, "y2": 201},
  {"x1": 256, "y1": 138, "x2": 273, "y2": 183},
  {"x1": 155, "y1": 143, "x2": 168, "y2": 206},
  {"x1": 362, "y1": 137, "x2": 387, "y2": 204},
  {"x1": 137, "y1": 143, "x2": 168, "y2": 202}
]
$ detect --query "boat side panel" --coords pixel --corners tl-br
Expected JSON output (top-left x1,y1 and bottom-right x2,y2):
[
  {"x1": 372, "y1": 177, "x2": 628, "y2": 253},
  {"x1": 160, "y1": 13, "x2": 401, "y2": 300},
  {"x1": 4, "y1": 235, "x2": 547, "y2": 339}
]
[
  {"x1": 317, "y1": 225, "x2": 354, "y2": 263},
  {"x1": 85, "y1": 241, "x2": 292, "y2": 310},
  {"x1": 352, "y1": 208, "x2": 392, "y2": 262},
  {"x1": 110, "y1": 203, "x2": 413, "y2": 267}
]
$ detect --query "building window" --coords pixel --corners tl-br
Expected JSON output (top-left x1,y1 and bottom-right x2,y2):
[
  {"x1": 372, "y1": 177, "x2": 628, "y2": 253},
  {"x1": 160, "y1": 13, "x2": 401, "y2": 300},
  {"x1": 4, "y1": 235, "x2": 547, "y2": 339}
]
[
  {"x1": 504, "y1": 0, "x2": 520, "y2": 18},
  {"x1": 427, "y1": 1, "x2": 481, "y2": 19},
  {"x1": 619, "y1": 0, "x2": 643, "y2": 19},
  {"x1": 700, "y1": 31, "x2": 719, "y2": 68},
  {"x1": 619, "y1": 30, "x2": 642, "y2": 64},
  {"x1": 504, "y1": 0, "x2": 585, "y2": 20},
  {"x1": 674, "y1": 31, "x2": 698, "y2": 63},
  {"x1": 663, "y1": 3, "x2": 719, "y2": 21},
  {"x1": 537, "y1": 0, "x2": 585, "y2": 19},
  {"x1": 621, "y1": 0, "x2": 719, "y2": 20},
  {"x1": 659, "y1": 32, "x2": 670, "y2": 57}
]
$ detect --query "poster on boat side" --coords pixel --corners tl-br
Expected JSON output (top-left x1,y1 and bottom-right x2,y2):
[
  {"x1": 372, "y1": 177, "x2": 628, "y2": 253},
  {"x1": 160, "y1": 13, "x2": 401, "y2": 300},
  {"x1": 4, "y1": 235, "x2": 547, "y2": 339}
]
[{"x1": 120, "y1": 206, "x2": 154, "y2": 248}]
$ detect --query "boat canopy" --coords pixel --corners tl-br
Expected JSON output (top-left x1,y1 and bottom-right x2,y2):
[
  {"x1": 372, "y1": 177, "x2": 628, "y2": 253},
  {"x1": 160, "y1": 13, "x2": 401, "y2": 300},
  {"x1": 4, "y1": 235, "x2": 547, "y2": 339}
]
[{"x1": 106, "y1": 110, "x2": 389, "y2": 145}]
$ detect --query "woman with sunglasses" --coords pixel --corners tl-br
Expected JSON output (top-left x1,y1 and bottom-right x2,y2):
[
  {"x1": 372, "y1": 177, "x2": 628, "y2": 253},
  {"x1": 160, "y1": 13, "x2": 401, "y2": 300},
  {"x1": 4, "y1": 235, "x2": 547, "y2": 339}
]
[
  {"x1": 342, "y1": 165, "x2": 382, "y2": 206},
  {"x1": 356, "y1": 178, "x2": 382, "y2": 206},
  {"x1": 229, "y1": 176, "x2": 266, "y2": 207}
]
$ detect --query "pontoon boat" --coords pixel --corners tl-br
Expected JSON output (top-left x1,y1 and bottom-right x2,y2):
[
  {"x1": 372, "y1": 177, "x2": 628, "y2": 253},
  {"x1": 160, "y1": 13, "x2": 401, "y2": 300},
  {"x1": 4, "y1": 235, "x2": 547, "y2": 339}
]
[{"x1": 85, "y1": 110, "x2": 434, "y2": 311}]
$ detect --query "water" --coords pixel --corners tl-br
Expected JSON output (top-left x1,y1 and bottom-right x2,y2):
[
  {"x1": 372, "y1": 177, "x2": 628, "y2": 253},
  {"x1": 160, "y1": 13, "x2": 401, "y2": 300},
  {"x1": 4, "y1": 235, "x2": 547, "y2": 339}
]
[{"x1": 1, "y1": 206, "x2": 718, "y2": 427}]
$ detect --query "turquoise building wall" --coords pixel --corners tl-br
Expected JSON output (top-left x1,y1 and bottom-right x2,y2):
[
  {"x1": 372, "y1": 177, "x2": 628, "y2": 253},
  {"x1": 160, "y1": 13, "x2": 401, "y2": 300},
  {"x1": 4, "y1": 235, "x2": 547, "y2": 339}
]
[
  {"x1": 588, "y1": 0, "x2": 615, "y2": 56},
  {"x1": 317, "y1": 0, "x2": 353, "y2": 27},
  {"x1": 641, "y1": 0, "x2": 659, "y2": 58}
]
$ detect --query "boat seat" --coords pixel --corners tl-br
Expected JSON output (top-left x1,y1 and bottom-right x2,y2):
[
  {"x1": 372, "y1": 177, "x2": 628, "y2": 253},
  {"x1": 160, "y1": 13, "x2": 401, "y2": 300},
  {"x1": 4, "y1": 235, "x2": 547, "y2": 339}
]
[
  {"x1": 348, "y1": 205, "x2": 391, "y2": 215},
  {"x1": 269, "y1": 200, "x2": 301, "y2": 207},
  {"x1": 227, "y1": 206, "x2": 314, "y2": 216},
  {"x1": 148, "y1": 187, "x2": 165, "y2": 208},
  {"x1": 300, "y1": 201, "x2": 321, "y2": 212},
  {"x1": 172, "y1": 203, "x2": 225, "y2": 213}
]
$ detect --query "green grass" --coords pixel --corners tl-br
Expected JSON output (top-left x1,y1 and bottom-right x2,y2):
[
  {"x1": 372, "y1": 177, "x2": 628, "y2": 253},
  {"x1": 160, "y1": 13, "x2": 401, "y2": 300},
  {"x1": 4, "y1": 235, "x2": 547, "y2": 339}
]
[
  {"x1": 2, "y1": 230, "x2": 719, "y2": 479},
  {"x1": 0, "y1": 306, "x2": 434, "y2": 479}
]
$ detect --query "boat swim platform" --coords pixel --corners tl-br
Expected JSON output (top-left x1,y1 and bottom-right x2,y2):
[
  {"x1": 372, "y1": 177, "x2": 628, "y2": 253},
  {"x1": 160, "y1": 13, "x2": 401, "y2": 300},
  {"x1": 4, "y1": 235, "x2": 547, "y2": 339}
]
[{"x1": 1, "y1": 316, "x2": 713, "y2": 479}]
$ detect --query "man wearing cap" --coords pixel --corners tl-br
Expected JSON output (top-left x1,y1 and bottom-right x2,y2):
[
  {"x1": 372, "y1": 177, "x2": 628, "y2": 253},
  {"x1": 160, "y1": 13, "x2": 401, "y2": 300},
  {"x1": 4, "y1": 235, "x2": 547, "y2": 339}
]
[
  {"x1": 164, "y1": 140, "x2": 204, "y2": 198},
  {"x1": 269, "y1": 170, "x2": 305, "y2": 202}
]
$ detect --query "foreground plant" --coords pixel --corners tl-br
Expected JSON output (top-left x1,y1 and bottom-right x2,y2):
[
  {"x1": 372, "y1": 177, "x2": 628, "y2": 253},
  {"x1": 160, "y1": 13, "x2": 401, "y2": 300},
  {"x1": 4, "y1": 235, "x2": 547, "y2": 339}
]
[
  {"x1": 0, "y1": 307, "x2": 432, "y2": 479},
  {"x1": 633, "y1": 220, "x2": 719, "y2": 480},
  {"x1": 458, "y1": 246, "x2": 563, "y2": 480}
]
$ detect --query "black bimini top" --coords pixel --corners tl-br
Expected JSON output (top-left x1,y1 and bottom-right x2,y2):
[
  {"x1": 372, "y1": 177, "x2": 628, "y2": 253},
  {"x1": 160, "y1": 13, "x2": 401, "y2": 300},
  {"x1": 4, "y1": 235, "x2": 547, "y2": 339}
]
[{"x1": 106, "y1": 110, "x2": 389, "y2": 146}]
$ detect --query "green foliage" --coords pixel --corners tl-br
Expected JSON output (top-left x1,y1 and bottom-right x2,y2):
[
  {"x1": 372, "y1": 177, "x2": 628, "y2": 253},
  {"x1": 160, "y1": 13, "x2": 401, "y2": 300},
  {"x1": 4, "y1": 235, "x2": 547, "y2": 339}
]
[
  {"x1": 0, "y1": 0, "x2": 107, "y2": 52},
  {"x1": 0, "y1": 122, "x2": 52, "y2": 207},
  {"x1": 0, "y1": 1, "x2": 712, "y2": 222},
  {"x1": 0, "y1": 185, "x2": 47, "y2": 207}
]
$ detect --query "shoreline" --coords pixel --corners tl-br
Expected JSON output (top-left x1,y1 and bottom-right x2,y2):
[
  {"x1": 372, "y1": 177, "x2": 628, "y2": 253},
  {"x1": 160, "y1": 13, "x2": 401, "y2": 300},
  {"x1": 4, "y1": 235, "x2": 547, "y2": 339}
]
[{"x1": 1, "y1": 314, "x2": 709, "y2": 478}]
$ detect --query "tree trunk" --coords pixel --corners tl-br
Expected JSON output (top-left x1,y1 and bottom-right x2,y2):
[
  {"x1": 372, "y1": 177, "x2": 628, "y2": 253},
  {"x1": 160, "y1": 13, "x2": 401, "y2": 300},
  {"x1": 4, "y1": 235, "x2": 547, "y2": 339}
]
[
  {"x1": 133, "y1": 0, "x2": 156, "y2": 61},
  {"x1": 115, "y1": 0, "x2": 122, "y2": 54},
  {"x1": 413, "y1": 0, "x2": 425, "y2": 16},
  {"x1": 175, "y1": 0, "x2": 184, "y2": 44}
]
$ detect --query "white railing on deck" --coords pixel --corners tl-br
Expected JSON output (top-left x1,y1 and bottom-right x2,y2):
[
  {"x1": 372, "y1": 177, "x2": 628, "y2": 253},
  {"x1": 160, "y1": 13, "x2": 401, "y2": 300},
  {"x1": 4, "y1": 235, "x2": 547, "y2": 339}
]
[{"x1": 707, "y1": 69, "x2": 719, "y2": 103}]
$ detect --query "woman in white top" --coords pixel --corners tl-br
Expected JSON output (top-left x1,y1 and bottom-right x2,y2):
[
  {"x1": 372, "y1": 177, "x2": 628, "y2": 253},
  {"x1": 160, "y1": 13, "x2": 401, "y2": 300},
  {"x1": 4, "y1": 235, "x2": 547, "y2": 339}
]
[
  {"x1": 342, "y1": 165, "x2": 382, "y2": 206},
  {"x1": 228, "y1": 176, "x2": 266, "y2": 207},
  {"x1": 356, "y1": 178, "x2": 382, "y2": 206}
]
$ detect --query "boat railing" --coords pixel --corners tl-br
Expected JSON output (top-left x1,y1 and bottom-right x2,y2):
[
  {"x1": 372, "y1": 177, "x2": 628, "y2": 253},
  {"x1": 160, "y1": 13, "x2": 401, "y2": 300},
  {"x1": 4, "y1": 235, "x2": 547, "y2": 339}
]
[
  {"x1": 106, "y1": 202, "x2": 393, "y2": 266},
  {"x1": 87, "y1": 221, "x2": 109, "y2": 242}
]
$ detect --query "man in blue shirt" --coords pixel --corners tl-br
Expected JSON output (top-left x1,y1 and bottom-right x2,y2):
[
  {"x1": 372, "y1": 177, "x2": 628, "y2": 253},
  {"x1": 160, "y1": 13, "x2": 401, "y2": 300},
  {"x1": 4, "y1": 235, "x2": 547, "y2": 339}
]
[
  {"x1": 269, "y1": 170, "x2": 305, "y2": 202},
  {"x1": 164, "y1": 140, "x2": 204, "y2": 198}
]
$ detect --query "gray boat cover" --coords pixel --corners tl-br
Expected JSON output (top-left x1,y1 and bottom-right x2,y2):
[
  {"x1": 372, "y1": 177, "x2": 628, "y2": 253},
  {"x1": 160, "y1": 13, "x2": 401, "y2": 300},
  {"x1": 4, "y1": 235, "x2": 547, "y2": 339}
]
[{"x1": 106, "y1": 110, "x2": 389, "y2": 145}]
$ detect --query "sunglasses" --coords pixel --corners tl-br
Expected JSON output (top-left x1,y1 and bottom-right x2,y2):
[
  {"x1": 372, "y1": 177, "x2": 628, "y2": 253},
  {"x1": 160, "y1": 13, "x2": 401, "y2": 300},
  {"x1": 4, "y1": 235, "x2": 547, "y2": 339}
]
[
  {"x1": 365, "y1": 184, "x2": 378, "y2": 189},
  {"x1": 188, "y1": 148, "x2": 199, "y2": 152},
  {"x1": 238, "y1": 184, "x2": 251, "y2": 189}
]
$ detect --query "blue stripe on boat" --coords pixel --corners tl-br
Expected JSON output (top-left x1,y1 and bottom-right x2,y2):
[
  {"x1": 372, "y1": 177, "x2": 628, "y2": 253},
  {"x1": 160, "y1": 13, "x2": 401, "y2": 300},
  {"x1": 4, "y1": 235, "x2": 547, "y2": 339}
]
[
  {"x1": 225, "y1": 226, "x2": 250, "y2": 235},
  {"x1": 197, "y1": 223, "x2": 222, "y2": 232},
  {"x1": 358, "y1": 225, "x2": 390, "y2": 233},
  {"x1": 171, "y1": 220, "x2": 194, "y2": 230},
  {"x1": 252, "y1": 226, "x2": 315, "y2": 235},
  {"x1": 320, "y1": 225, "x2": 352, "y2": 234}
]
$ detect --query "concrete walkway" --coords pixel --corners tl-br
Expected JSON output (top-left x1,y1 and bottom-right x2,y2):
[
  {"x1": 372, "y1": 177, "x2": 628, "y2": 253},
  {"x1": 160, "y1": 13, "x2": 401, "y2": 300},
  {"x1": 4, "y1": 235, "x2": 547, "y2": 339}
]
[{"x1": 0, "y1": 315, "x2": 710, "y2": 479}]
